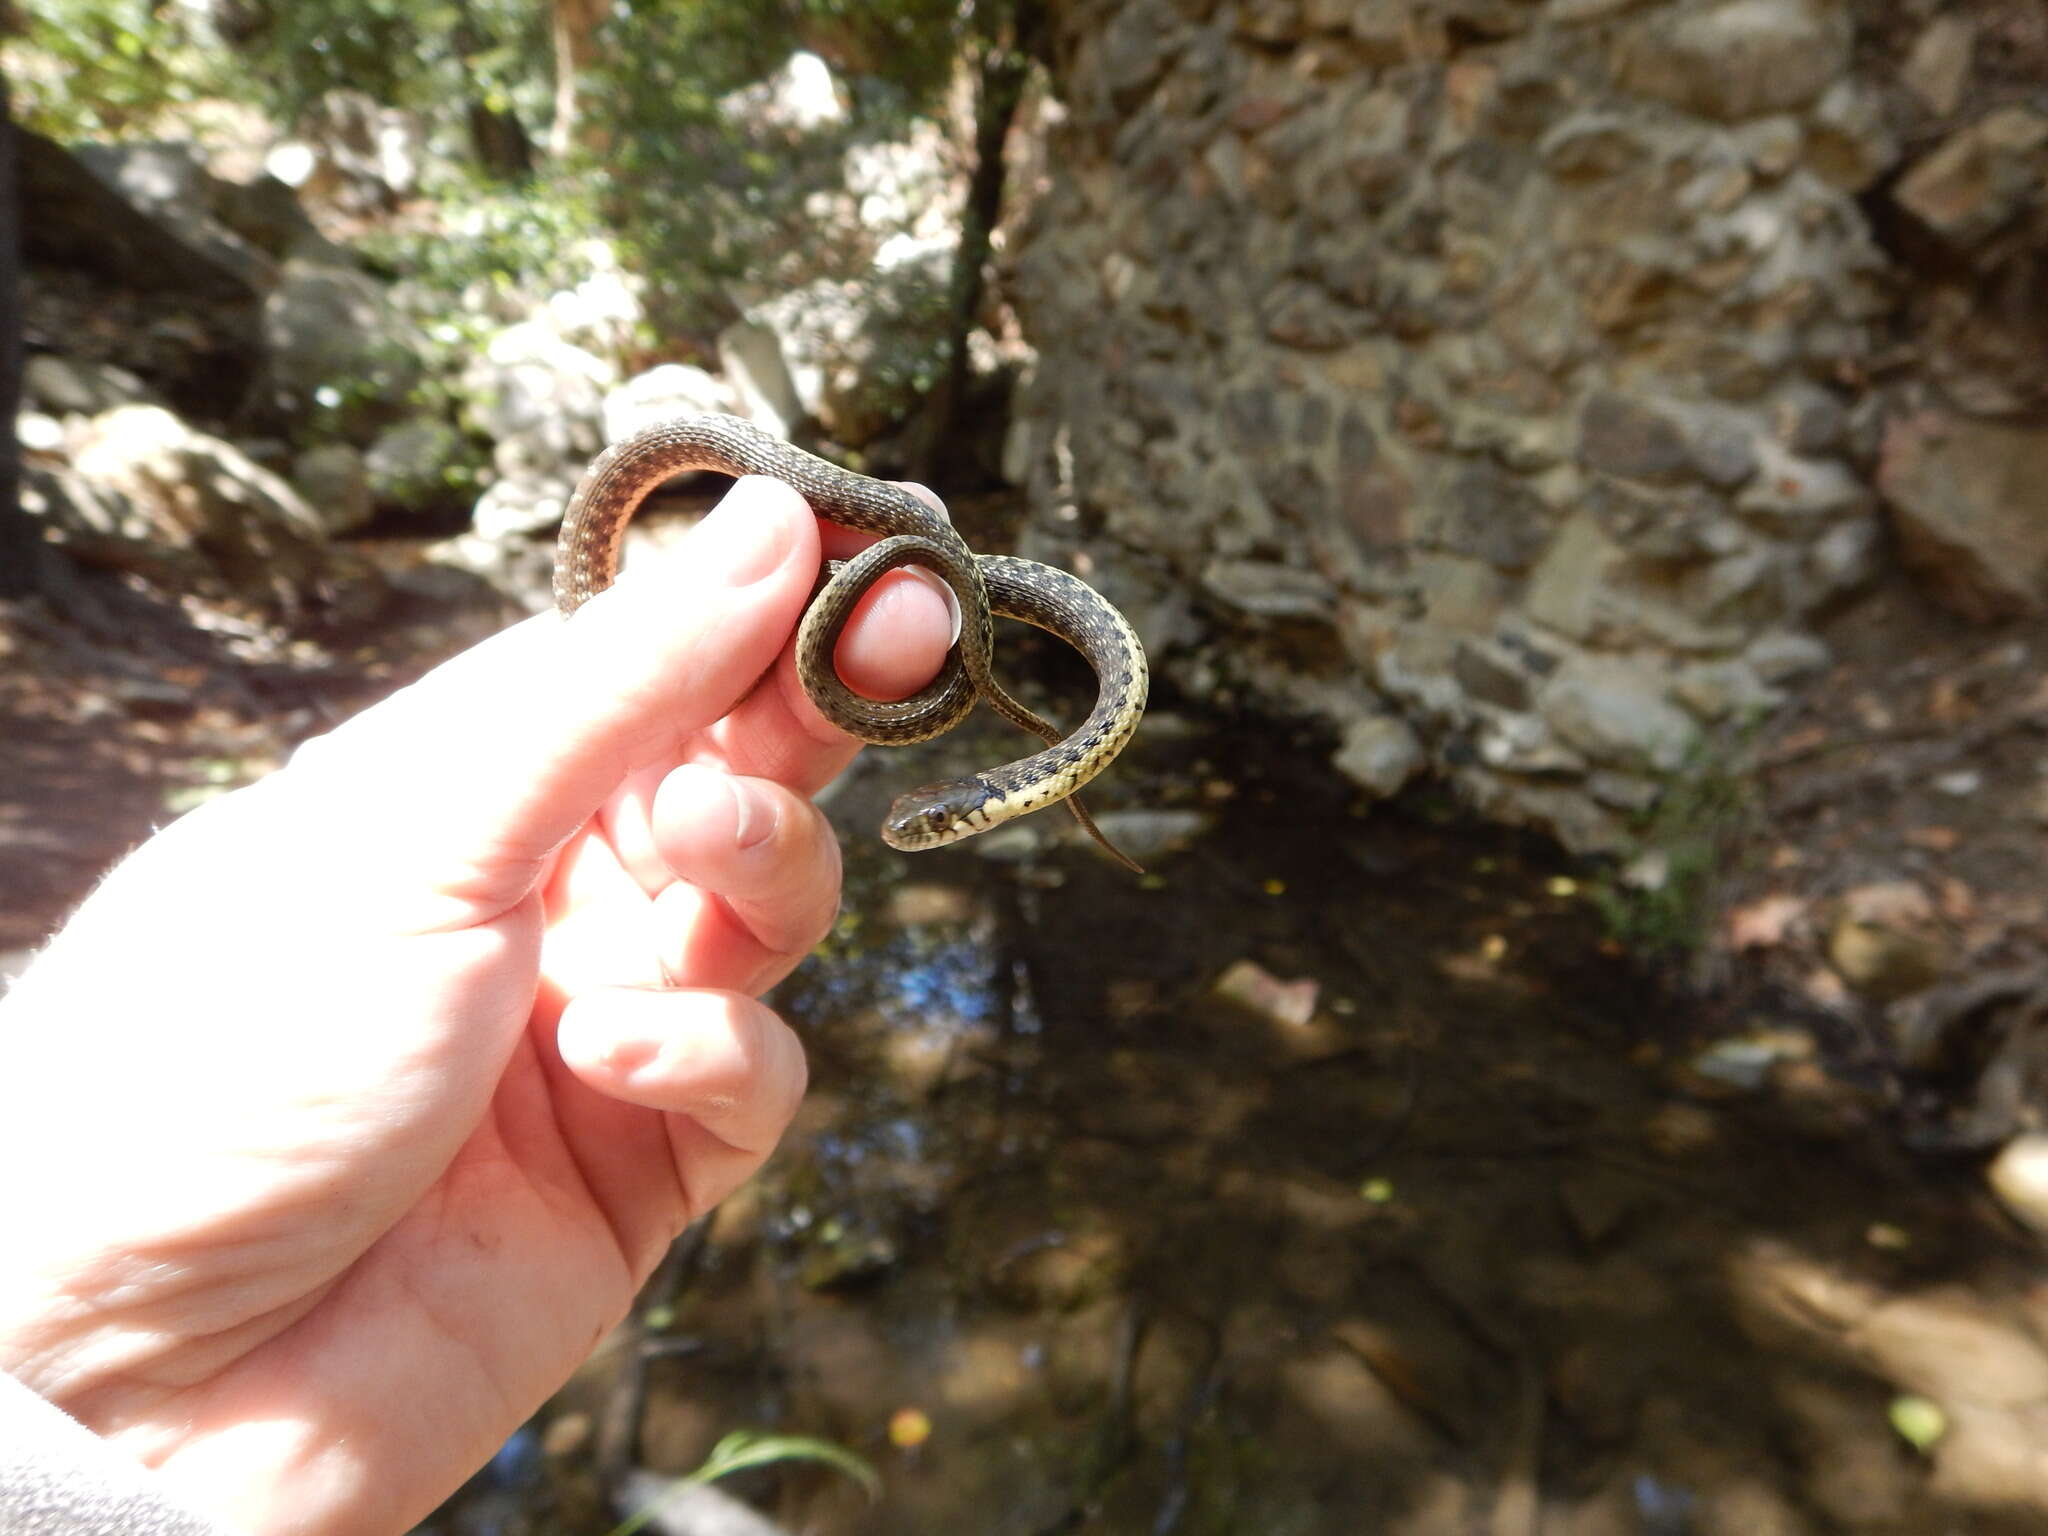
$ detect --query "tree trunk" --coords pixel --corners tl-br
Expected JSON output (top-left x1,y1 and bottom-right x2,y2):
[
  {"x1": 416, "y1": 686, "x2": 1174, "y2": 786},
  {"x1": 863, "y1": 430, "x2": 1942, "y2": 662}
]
[
  {"x1": 912, "y1": 41, "x2": 1029, "y2": 484},
  {"x1": 549, "y1": 0, "x2": 614, "y2": 160},
  {"x1": 0, "y1": 71, "x2": 37, "y2": 600},
  {"x1": 451, "y1": 0, "x2": 533, "y2": 181}
]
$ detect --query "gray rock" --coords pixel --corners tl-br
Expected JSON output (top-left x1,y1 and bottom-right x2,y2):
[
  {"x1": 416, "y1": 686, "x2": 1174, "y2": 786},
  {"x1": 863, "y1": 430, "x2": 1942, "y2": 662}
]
[
  {"x1": 1746, "y1": 630, "x2": 1831, "y2": 682},
  {"x1": 264, "y1": 258, "x2": 420, "y2": 423},
  {"x1": 1806, "y1": 78, "x2": 1899, "y2": 193},
  {"x1": 1735, "y1": 439, "x2": 1866, "y2": 526},
  {"x1": 1578, "y1": 393, "x2": 1694, "y2": 484},
  {"x1": 1477, "y1": 710, "x2": 1587, "y2": 773},
  {"x1": 1525, "y1": 514, "x2": 1621, "y2": 641},
  {"x1": 473, "y1": 471, "x2": 579, "y2": 542},
  {"x1": 74, "y1": 140, "x2": 278, "y2": 292},
  {"x1": 365, "y1": 419, "x2": 464, "y2": 506},
  {"x1": 1538, "y1": 655, "x2": 1697, "y2": 772},
  {"x1": 1082, "y1": 808, "x2": 1215, "y2": 860},
  {"x1": 1200, "y1": 558, "x2": 1339, "y2": 618},
  {"x1": 1333, "y1": 715, "x2": 1425, "y2": 798},
  {"x1": 1430, "y1": 462, "x2": 1552, "y2": 569},
  {"x1": 1672, "y1": 658, "x2": 1783, "y2": 719},
  {"x1": 1617, "y1": 0, "x2": 1851, "y2": 122},
  {"x1": 746, "y1": 247, "x2": 954, "y2": 448},
  {"x1": 717, "y1": 319, "x2": 807, "y2": 440},
  {"x1": 24, "y1": 355, "x2": 164, "y2": 416},
  {"x1": 461, "y1": 320, "x2": 613, "y2": 476},
  {"x1": 291, "y1": 442, "x2": 372, "y2": 535}
]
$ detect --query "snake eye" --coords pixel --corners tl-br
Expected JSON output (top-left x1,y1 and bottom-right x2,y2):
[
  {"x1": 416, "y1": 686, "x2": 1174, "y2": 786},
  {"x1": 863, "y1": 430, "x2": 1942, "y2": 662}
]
[{"x1": 883, "y1": 778, "x2": 992, "y2": 850}]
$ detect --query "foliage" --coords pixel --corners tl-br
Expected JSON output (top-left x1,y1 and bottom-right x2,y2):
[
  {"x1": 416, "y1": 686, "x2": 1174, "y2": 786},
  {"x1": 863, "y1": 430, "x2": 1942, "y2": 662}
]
[
  {"x1": 1590, "y1": 728, "x2": 1762, "y2": 966},
  {"x1": 9, "y1": 0, "x2": 221, "y2": 138},
  {"x1": 213, "y1": 0, "x2": 550, "y2": 130},
  {"x1": 605, "y1": 1430, "x2": 880, "y2": 1536}
]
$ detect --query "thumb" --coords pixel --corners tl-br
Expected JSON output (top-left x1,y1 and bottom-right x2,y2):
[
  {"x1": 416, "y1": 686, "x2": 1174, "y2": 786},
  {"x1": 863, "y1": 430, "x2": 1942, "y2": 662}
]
[
  {"x1": 555, "y1": 984, "x2": 809, "y2": 1222},
  {"x1": 286, "y1": 477, "x2": 821, "y2": 915}
]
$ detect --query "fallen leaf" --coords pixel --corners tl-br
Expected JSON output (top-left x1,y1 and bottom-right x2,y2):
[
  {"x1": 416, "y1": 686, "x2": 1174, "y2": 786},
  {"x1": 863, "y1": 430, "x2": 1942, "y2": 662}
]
[{"x1": 1728, "y1": 893, "x2": 1807, "y2": 950}]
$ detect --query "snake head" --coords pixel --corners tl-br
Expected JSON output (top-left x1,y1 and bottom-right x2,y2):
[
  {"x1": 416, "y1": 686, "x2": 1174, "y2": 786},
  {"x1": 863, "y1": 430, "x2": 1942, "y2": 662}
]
[{"x1": 882, "y1": 778, "x2": 996, "y2": 851}]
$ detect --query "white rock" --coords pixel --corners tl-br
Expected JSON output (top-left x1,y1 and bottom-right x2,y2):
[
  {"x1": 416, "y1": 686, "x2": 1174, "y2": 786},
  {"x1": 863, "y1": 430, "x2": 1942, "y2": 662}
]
[
  {"x1": 602, "y1": 365, "x2": 734, "y2": 445},
  {"x1": 1989, "y1": 1133, "x2": 2048, "y2": 1236}
]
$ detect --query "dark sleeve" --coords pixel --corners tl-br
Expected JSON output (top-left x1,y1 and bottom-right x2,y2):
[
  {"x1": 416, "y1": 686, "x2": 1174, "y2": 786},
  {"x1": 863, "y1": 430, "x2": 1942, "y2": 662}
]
[{"x1": 0, "y1": 1371, "x2": 244, "y2": 1536}]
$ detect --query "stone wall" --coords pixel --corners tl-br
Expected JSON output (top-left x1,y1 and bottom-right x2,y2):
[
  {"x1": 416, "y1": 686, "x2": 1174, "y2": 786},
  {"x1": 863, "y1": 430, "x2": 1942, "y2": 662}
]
[{"x1": 1004, "y1": 0, "x2": 2048, "y2": 851}]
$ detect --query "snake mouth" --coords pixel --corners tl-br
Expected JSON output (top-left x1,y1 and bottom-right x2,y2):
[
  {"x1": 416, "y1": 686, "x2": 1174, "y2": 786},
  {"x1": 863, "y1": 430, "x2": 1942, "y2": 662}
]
[{"x1": 882, "y1": 777, "x2": 997, "y2": 850}]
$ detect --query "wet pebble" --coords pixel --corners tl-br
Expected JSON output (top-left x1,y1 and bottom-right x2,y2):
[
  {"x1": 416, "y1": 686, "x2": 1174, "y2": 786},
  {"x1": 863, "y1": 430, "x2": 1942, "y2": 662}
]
[
  {"x1": 1083, "y1": 807, "x2": 1215, "y2": 860},
  {"x1": 1986, "y1": 1132, "x2": 2048, "y2": 1236}
]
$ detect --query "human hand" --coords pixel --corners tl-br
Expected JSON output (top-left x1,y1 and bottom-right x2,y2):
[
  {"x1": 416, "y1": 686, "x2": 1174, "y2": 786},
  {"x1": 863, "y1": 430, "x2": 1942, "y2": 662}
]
[{"x1": 0, "y1": 475, "x2": 955, "y2": 1536}]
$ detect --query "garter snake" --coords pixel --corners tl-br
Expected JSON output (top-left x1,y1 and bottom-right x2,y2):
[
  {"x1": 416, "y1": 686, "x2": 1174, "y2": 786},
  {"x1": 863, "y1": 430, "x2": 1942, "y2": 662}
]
[{"x1": 553, "y1": 414, "x2": 1148, "y2": 869}]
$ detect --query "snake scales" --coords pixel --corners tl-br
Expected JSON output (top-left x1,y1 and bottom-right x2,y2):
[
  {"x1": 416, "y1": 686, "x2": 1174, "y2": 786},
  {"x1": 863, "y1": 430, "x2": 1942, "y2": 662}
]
[{"x1": 553, "y1": 414, "x2": 1149, "y2": 869}]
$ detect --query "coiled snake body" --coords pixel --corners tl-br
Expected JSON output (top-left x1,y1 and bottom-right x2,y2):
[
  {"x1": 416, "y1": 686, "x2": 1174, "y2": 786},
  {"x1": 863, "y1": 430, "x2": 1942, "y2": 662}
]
[{"x1": 553, "y1": 414, "x2": 1148, "y2": 869}]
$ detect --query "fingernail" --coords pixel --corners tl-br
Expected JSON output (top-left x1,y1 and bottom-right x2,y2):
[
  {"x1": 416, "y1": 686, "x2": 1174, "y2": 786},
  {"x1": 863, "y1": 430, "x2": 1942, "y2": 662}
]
[
  {"x1": 692, "y1": 479, "x2": 793, "y2": 587},
  {"x1": 677, "y1": 764, "x2": 774, "y2": 851},
  {"x1": 904, "y1": 567, "x2": 964, "y2": 645},
  {"x1": 725, "y1": 776, "x2": 772, "y2": 850}
]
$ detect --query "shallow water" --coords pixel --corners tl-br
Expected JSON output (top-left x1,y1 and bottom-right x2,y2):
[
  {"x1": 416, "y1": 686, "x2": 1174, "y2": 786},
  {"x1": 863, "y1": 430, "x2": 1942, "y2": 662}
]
[{"x1": 433, "y1": 704, "x2": 2045, "y2": 1536}]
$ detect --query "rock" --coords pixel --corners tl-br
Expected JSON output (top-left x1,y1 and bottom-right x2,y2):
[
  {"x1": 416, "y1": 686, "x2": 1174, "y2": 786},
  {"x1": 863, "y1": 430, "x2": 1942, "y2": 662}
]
[
  {"x1": 1333, "y1": 714, "x2": 1426, "y2": 797},
  {"x1": 291, "y1": 443, "x2": 372, "y2": 535},
  {"x1": 56, "y1": 405, "x2": 333, "y2": 608},
  {"x1": 746, "y1": 246, "x2": 954, "y2": 447},
  {"x1": 1826, "y1": 882, "x2": 1948, "y2": 1001},
  {"x1": 1578, "y1": 392, "x2": 1694, "y2": 484},
  {"x1": 1211, "y1": 959, "x2": 1320, "y2": 1029},
  {"x1": 1200, "y1": 558, "x2": 1338, "y2": 618},
  {"x1": 611, "y1": 1471, "x2": 798, "y2": 1536},
  {"x1": 1525, "y1": 514, "x2": 1622, "y2": 641},
  {"x1": 1000, "y1": 0, "x2": 1900, "y2": 865},
  {"x1": 461, "y1": 320, "x2": 613, "y2": 475},
  {"x1": 602, "y1": 365, "x2": 733, "y2": 444},
  {"x1": 73, "y1": 140, "x2": 277, "y2": 293},
  {"x1": 1617, "y1": 0, "x2": 1851, "y2": 122},
  {"x1": 1735, "y1": 439, "x2": 1867, "y2": 527},
  {"x1": 1082, "y1": 809, "x2": 1214, "y2": 861},
  {"x1": 17, "y1": 412, "x2": 64, "y2": 453},
  {"x1": 1804, "y1": 79, "x2": 1898, "y2": 193},
  {"x1": 1672, "y1": 658, "x2": 1782, "y2": 719},
  {"x1": 19, "y1": 126, "x2": 255, "y2": 302},
  {"x1": 264, "y1": 258, "x2": 420, "y2": 424},
  {"x1": 717, "y1": 49, "x2": 845, "y2": 134},
  {"x1": 1879, "y1": 412, "x2": 2048, "y2": 622},
  {"x1": 1901, "y1": 15, "x2": 1975, "y2": 118},
  {"x1": 473, "y1": 472, "x2": 580, "y2": 542},
  {"x1": 1746, "y1": 630, "x2": 1830, "y2": 682},
  {"x1": 1538, "y1": 655, "x2": 1696, "y2": 772},
  {"x1": 365, "y1": 419, "x2": 465, "y2": 507},
  {"x1": 1893, "y1": 109, "x2": 2048, "y2": 249},
  {"x1": 1986, "y1": 1133, "x2": 2048, "y2": 1237},
  {"x1": 23, "y1": 355, "x2": 164, "y2": 416},
  {"x1": 1855, "y1": 1290, "x2": 2048, "y2": 1407},
  {"x1": 267, "y1": 89, "x2": 424, "y2": 215},
  {"x1": 1430, "y1": 463, "x2": 1551, "y2": 569},
  {"x1": 717, "y1": 319, "x2": 807, "y2": 440}
]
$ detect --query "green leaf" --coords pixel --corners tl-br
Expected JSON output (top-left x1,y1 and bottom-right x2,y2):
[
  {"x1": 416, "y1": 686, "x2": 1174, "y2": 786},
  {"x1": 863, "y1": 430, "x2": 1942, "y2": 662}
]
[
  {"x1": 1888, "y1": 1394, "x2": 1947, "y2": 1453},
  {"x1": 605, "y1": 1431, "x2": 880, "y2": 1536}
]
